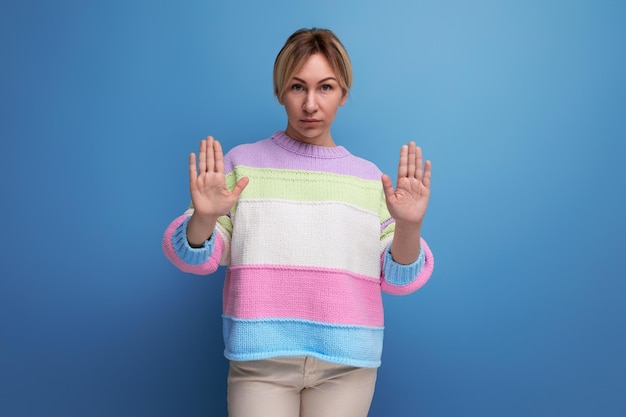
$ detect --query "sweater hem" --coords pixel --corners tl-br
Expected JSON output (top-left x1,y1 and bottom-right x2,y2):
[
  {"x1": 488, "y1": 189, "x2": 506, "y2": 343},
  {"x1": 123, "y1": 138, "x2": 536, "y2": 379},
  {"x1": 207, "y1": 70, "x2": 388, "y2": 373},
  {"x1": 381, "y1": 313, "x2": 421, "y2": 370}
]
[{"x1": 224, "y1": 350, "x2": 381, "y2": 369}]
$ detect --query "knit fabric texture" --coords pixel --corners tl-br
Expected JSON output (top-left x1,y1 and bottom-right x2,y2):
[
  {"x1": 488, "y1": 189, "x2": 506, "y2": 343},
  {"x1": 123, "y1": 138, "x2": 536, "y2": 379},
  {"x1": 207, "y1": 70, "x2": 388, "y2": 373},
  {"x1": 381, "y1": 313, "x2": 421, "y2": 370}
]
[{"x1": 162, "y1": 131, "x2": 434, "y2": 368}]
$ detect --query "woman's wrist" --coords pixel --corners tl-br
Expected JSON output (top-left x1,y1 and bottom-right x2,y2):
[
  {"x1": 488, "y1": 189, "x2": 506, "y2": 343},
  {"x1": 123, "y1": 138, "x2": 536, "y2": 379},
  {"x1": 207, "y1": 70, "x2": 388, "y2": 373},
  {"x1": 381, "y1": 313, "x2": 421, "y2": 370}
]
[{"x1": 187, "y1": 213, "x2": 219, "y2": 247}]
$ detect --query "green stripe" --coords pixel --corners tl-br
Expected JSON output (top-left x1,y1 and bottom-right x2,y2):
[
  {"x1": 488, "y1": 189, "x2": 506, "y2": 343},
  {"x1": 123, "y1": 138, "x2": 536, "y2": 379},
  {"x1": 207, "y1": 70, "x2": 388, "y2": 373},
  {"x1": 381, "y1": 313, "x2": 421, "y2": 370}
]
[
  {"x1": 381, "y1": 222, "x2": 395, "y2": 241},
  {"x1": 217, "y1": 216, "x2": 233, "y2": 234},
  {"x1": 226, "y1": 166, "x2": 384, "y2": 212}
]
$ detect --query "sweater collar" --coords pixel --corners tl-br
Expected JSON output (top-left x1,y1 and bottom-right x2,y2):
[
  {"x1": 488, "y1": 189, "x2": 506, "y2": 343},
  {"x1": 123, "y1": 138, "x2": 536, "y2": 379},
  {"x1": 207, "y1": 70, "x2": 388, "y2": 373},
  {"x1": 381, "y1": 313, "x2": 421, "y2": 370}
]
[{"x1": 271, "y1": 131, "x2": 350, "y2": 159}]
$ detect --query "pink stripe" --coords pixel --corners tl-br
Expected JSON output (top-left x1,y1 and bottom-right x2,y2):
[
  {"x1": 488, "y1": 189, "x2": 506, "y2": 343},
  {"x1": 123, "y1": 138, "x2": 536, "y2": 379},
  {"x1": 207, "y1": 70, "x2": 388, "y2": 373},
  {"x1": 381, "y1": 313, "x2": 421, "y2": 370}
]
[
  {"x1": 223, "y1": 266, "x2": 384, "y2": 326},
  {"x1": 162, "y1": 215, "x2": 224, "y2": 275},
  {"x1": 380, "y1": 237, "x2": 435, "y2": 295}
]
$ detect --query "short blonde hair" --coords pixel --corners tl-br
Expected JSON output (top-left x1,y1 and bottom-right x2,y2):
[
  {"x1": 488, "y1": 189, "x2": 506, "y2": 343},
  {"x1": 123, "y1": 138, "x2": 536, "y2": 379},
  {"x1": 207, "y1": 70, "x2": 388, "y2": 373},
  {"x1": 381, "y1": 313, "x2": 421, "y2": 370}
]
[{"x1": 273, "y1": 28, "x2": 353, "y2": 101}]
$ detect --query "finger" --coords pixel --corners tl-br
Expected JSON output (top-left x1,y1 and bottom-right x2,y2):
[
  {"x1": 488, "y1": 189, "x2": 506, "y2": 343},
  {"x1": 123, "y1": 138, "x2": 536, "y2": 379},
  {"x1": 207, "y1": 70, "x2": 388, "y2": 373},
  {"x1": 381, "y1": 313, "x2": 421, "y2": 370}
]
[
  {"x1": 206, "y1": 136, "x2": 215, "y2": 173},
  {"x1": 189, "y1": 152, "x2": 198, "y2": 186},
  {"x1": 214, "y1": 139, "x2": 225, "y2": 174},
  {"x1": 422, "y1": 160, "x2": 432, "y2": 188},
  {"x1": 198, "y1": 139, "x2": 207, "y2": 173},
  {"x1": 415, "y1": 145, "x2": 423, "y2": 180},
  {"x1": 230, "y1": 177, "x2": 250, "y2": 198},
  {"x1": 381, "y1": 174, "x2": 395, "y2": 201},
  {"x1": 397, "y1": 145, "x2": 408, "y2": 179},
  {"x1": 406, "y1": 142, "x2": 417, "y2": 178}
]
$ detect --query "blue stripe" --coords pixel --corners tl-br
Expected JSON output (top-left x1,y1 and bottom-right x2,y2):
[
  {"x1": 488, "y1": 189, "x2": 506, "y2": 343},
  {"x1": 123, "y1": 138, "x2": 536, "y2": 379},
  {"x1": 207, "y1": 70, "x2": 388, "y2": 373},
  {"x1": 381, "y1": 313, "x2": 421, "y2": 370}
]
[
  {"x1": 382, "y1": 245, "x2": 426, "y2": 286},
  {"x1": 222, "y1": 316, "x2": 384, "y2": 368},
  {"x1": 172, "y1": 217, "x2": 215, "y2": 265}
]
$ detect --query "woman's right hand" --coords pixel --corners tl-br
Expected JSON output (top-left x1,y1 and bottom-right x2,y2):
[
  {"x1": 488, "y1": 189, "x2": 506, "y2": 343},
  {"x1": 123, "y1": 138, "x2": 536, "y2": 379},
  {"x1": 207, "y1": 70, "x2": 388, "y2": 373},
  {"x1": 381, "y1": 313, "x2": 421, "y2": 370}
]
[{"x1": 186, "y1": 136, "x2": 248, "y2": 246}]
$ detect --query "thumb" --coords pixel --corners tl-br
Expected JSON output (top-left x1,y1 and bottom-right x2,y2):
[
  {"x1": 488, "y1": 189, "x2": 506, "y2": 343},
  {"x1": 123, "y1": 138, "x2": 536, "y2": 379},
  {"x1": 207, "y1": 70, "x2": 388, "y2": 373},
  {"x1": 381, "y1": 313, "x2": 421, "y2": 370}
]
[
  {"x1": 381, "y1": 174, "x2": 395, "y2": 200},
  {"x1": 230, "y1": 177, "x2": 250, "y2": 199}
]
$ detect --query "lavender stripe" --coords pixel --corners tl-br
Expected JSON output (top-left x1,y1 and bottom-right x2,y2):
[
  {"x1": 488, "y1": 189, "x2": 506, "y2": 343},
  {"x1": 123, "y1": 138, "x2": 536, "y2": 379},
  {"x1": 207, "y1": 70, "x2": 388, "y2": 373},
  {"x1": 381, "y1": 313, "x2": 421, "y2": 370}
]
[{"x1": 223, "y1": 131, "x2": 384, "y2": 180}]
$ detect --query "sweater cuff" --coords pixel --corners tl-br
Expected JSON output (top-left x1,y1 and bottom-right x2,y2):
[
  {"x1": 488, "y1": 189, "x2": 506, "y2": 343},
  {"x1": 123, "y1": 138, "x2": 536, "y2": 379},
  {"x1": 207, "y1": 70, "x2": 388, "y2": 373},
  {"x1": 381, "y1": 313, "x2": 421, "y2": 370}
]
[
  {"x1": 382, "y1": 245, "x2": 426, "y2": 286},
  {"x1": 171, "y1": 216, "x2": 216, "y2": 265}
]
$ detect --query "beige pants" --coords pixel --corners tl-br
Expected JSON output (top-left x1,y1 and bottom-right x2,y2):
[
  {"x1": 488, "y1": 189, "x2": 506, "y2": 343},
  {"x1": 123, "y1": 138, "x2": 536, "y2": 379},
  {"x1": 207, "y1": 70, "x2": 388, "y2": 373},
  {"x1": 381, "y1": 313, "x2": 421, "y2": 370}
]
[{"x1": 227, "y1": 356, "x2": 377, "y2": 417}]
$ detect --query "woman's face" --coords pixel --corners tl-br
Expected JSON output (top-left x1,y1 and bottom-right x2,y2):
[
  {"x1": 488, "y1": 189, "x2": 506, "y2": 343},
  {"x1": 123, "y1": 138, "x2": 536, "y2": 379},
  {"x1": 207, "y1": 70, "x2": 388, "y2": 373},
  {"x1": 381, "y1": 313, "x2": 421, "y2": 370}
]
[{"x1": 280, "y1": 53, "x2": 347, "y2": 147}]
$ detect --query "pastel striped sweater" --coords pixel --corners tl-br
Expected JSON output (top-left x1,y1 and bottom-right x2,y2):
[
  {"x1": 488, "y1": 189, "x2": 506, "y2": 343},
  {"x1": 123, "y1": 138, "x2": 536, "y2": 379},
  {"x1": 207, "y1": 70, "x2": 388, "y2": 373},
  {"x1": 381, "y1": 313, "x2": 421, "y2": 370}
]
[{"x1": 162, "y1": 131, "x2": 434, "y2": 368}]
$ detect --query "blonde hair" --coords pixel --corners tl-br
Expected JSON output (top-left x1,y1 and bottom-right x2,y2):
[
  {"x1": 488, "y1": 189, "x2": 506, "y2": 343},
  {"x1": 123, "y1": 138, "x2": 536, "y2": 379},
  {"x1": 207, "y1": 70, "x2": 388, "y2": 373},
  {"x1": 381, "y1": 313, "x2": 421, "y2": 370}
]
[{"x1": 273, "y1": 28, "x2": 353, "y2": 101}]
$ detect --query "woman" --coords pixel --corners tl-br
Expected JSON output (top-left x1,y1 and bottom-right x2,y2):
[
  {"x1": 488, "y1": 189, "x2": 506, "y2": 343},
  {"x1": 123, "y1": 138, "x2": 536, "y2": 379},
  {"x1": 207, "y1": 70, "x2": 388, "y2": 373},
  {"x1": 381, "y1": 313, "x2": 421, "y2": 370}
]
[{"x1": 163, "y1": 27, "x2": 434, "y2": 417}]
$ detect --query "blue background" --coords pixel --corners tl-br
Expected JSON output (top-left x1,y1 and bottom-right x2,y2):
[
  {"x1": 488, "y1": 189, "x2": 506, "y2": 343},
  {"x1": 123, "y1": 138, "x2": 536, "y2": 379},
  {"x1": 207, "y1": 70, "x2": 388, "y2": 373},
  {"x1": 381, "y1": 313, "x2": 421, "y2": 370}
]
[{"x1": 1, "y1": 0, "x2": 624, "y2": 416}]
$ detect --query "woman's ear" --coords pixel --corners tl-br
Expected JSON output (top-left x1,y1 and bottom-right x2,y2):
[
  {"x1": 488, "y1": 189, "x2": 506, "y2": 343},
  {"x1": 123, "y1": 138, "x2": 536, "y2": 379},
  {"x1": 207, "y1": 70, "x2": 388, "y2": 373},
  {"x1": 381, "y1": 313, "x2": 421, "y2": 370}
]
[{"x1": 340, "y1": 89, "x2": 349, "y2": 106}]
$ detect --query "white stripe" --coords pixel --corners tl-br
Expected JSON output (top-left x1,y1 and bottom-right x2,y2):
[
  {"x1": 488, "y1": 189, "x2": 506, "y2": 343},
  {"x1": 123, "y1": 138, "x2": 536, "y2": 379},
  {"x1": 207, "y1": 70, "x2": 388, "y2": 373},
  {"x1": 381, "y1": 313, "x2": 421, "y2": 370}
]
[
  {"x1": 216, "y1": 222, "x2": 232, "y2": 266},
  {"x1": 230, "y1": 199, "x2": 383, "y2": 278},
  {"x1": 380, "y1": 234, "x2": 393, "y2": 256}
]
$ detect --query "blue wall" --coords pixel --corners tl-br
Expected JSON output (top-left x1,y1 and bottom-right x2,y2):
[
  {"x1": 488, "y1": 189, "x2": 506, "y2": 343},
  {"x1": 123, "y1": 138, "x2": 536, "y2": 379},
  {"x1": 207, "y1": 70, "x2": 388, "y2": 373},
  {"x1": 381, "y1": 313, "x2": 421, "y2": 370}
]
[{"x1": 1, "y1": 1, "x2": 625, "y2": 416}]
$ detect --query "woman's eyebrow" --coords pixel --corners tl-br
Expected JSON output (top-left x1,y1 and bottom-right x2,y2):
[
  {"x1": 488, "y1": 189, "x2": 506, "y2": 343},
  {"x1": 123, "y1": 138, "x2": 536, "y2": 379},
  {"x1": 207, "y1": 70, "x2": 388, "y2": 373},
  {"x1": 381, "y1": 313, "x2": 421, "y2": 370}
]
[{"x1": 292, "y1": 76, "x2": 338, "y2": 84}]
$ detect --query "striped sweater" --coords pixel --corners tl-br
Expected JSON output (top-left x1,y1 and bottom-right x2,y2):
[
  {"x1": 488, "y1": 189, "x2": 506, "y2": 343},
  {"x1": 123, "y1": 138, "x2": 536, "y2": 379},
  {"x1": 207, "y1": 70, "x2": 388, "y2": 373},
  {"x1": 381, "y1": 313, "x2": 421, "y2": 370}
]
[{"x1": 162, "y1": 131, "x2": 434, "y2": 368}]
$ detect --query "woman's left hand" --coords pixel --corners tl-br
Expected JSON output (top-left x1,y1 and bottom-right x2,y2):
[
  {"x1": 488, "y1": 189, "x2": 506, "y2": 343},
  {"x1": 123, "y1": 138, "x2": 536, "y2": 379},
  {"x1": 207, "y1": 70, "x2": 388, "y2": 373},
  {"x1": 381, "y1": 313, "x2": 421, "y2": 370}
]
[{"x1": 382, "y1": 142, "x2": 432, "y2": 227}]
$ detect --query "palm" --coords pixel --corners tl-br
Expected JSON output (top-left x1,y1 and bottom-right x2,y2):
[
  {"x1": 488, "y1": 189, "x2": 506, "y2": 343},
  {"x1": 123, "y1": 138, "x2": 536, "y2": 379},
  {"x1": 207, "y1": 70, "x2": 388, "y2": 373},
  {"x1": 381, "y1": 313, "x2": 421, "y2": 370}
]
[
  {"x1": 382, "y1": 142, "x2": 432, "y2": 226},
  {"x1": 189, "y1": 137, "x2": 248, "y2": 218}
]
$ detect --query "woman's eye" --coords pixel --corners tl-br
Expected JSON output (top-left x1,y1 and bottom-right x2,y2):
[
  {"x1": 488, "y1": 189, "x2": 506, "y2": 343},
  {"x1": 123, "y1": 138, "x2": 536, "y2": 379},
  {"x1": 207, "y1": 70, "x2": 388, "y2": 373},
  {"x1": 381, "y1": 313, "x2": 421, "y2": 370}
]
[
  {"x1": 321, "y1": 84, "x2": 332, "y2": 91},
  {"x1": 292, "y1": 84, "x2": 304, "y2": 91}
]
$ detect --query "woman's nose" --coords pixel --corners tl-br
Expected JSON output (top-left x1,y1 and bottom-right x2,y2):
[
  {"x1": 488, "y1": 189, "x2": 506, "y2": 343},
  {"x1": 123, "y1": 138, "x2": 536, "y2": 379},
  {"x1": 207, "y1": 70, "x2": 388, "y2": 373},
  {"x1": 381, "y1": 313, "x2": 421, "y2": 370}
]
[{"x1": 303, "y1": 92, "x2": 318, "y2": 112}]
